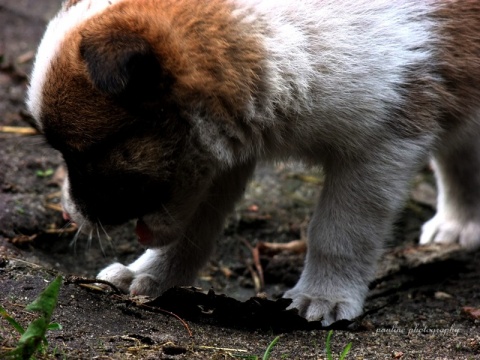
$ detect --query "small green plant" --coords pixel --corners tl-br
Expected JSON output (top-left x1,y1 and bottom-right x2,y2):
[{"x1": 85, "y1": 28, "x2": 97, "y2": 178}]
[
  {"x1": 0, "y1": 276, "x2": 63, "y2": 359},
  {"x1": 35, "y1": 169, "x2": 54, "y2": 178},
  {"x1": 235, "y1": 331, "x2": 353, "y2": 360},
  {"x1": 262, "y1": 336, "x2": 280, "y2": 360},
  {"x1": 235, "y1": 335, "x2": 281, "y2": 360},
  {"x1": 325, "y1": 330, "x2": 352, "y2": 360}
]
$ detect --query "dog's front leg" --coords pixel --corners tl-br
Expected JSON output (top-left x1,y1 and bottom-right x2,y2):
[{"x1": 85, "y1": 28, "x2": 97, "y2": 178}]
[
  {"x1": 97, "y1": 160, "x2": 256, "y2": 297},
  {"x1": 285, "y1": 138, "x2": 431, "y2": 326}
]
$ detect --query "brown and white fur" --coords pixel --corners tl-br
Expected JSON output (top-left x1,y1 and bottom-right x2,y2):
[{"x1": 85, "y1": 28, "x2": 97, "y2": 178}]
[{"x1": 27, "y1": 0, "x2": 480, "y2": 326}]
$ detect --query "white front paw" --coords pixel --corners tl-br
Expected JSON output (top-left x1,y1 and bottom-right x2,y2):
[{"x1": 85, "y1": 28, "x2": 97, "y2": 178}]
[
  {"x1": 420, "y1": 214, "x2": 480, "y2": 250},
  {"x1": 130, "y1": 274, "x2": 162, "y2": 297},
  {"x1": 97, "y1": 262, "x2": 134, "y2": 293},
  {"x1": 284, "y1": 280, "x2": 366, "y2": 326},
  {"x1": 96, "y1": 264, "x2": 163, "y2": 297}
]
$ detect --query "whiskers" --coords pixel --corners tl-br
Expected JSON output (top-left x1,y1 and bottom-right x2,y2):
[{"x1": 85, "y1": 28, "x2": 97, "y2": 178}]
[
  {"x1": 98, "y1": 222, "x2": 112, "y2": 255},
  {"x1": 69, "y1": 220, "x2": 113, "y2": 256},
  {"x1": 69, "y1": 221, "x2": 84, "y2": 253}
]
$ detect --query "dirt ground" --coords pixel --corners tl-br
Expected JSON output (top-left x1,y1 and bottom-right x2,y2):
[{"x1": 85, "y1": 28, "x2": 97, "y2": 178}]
[{"x1": 0, "y1": 1, "x2": 479, "y2": 359}]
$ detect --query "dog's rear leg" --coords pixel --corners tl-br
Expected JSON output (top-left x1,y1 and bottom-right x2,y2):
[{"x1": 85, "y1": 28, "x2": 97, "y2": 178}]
[{"x1": 420, "y1": 120, "x2": 480, "y2": 250}]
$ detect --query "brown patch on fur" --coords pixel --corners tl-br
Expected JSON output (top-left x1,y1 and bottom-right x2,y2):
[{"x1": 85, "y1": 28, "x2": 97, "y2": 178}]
[
  {"x1": 434, "y1": 0, "x2": 480, "y2": 123},
  {"x1": 41, "y1": 0, "x2": 266, "y2": 152},
  {"x1": 389, "y1": 1, "x2": 480, "y2": 138},
  {"x1": 41, "y1": 29, "x2": 133, "y2": 151},
  {"x1": 389, "y1": 64, "x2": 444, "y2": 138},
  {"x1": 64, "y1": 0, "x2": 84, "y2": 10}
]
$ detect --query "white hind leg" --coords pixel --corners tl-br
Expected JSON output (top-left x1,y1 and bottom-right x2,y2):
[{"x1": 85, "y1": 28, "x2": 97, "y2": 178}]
[{"x1": 420, "y1": 117, "x2": 480, "y2": 250}]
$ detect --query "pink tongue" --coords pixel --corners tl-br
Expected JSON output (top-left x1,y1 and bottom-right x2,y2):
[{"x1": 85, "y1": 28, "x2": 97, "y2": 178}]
[{"x1": 135, "y1": 219, "x2": 154, "y2": 245}]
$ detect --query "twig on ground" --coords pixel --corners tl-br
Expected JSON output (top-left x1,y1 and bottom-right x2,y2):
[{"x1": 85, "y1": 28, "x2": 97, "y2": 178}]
[
  {"x1": 66, "y1": 276, "x2": 193, "y2": 337},
  {"x1": 252, "y1": 244, "x2": 264, "y2": 291},
  {"x1": 9, "y1": 234, "x2": 37, "y2": 245},
  {"x1": 45, "y1": 191, "x2": 62, "y2": 200},
  {"x1": 246, "y1": 263, "x2": 262, "y2": 293},
  {"x1": 241, "y1": 237, "x2": 265, "y2": 292},
  {"x1": 43, "y1": 226, "x2": 78, "y2": 234},
  {"x1": 16, "y1": 50, "x2": 35, "y2": 64},
  {"x1": 197, "y1": 345, "x2": 248, "y2": 352},
  {"x1": 0, "y1": 126, "x2": 38, "y2": 135},
  {"x1": 127, "y1": 299, "x2": 193, "y2": 337},
  {"x1": 65, "y1": 276, "x2": 124, "y2": 295},
  {"x1": 8, "y1": 258, "x2": 44, "y2": 269},
  {"x1": 258, "y1": 239, "x2": 307, "y2": 255},
  {"x1": 44, "y1": 203, "x2": 63, "y2": 213}
]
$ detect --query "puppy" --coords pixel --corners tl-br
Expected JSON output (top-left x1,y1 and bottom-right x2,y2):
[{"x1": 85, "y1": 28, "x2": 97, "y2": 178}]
[{"x1": 27, "y1": 0, "x2": 480, "y2": 326}]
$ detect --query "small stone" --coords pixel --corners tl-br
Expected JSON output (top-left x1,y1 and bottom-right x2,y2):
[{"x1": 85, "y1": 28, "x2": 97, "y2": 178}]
[
  {"x1": 434, "y1": 291, "x2": 452, "y2": 300},
  {"x1": 462, "y1": 306, "x2": 480, "y2": 320}
]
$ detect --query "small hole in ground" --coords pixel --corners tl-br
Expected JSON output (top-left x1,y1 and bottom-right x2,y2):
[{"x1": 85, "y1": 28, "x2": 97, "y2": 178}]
[{"x1": 163, "y1": 345, "x2": 187, "y2": 356}]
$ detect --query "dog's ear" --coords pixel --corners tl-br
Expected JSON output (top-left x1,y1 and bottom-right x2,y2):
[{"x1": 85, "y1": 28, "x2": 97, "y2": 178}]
[{"x1": 79, "y1": 30, "x2": 163, "y2": 98}]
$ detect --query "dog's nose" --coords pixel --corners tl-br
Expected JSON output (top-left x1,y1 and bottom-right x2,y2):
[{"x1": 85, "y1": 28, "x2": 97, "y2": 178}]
[{"x1": 62, "y1": 211, "x2": 72, "y2": 222}]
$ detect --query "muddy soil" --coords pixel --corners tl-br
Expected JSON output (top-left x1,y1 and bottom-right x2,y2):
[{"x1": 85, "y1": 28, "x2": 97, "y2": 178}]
[{"x1": 0, "y1": 1, "x2": 479, "y2": 359}]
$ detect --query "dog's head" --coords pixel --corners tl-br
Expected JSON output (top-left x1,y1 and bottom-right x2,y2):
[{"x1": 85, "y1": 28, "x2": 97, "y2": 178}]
[{"x1": 26, "y1": 0, "x2": 266, "y2": 246}]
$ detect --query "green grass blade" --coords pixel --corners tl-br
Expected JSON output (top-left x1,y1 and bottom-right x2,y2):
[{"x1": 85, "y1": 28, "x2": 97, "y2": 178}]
[
  {"x1": 26, "y1": 276, "x2": 62, "y2": 321},
  {"x1": 325, "y1": 330, "x2": 333, "y2": 360},
  {"x1": 339, "y1": 342, "x2": 352, "y2": 360},
  {"x1": 0, "y1": 305, "x2": 25, "y2": 335},
  {"x1": 6, "y1": 276, "x2": 63, "y2": 359},
  {"x1": 262, "y1": 336, "x2": 280, "y2": 360},
  {"x1": 7, "y1": 317, "x2": 48, "y2": 359},
  {"x1": 47, "y1": 322, "x2": 62, "y2": 331}
]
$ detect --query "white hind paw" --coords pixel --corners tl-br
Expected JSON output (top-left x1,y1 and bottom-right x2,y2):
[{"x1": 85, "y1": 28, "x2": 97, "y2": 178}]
[{"x1": 420, "y1": 215, "x2": 480, "y2": 250}]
